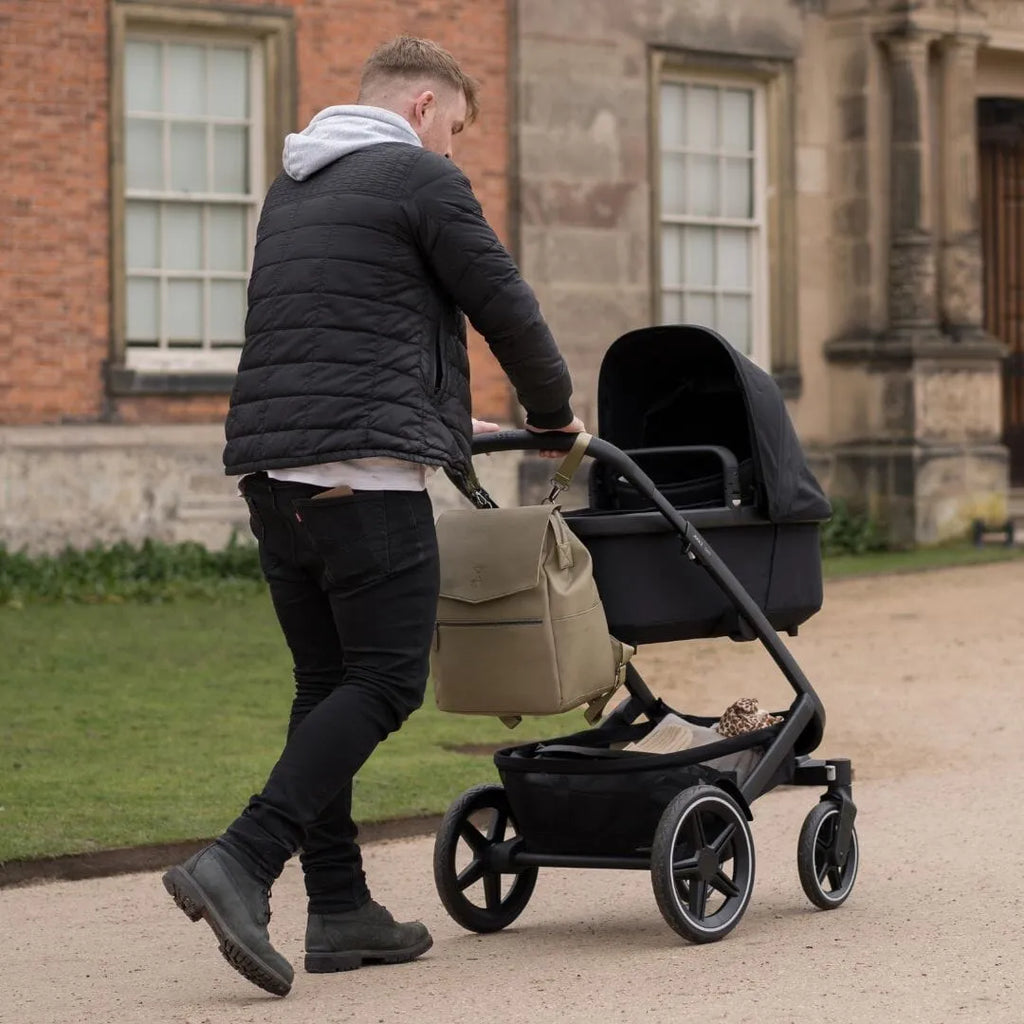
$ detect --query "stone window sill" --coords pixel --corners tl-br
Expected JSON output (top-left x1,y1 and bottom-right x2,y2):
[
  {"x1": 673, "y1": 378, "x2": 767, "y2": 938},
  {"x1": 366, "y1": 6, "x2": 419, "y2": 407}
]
[{"x1": 106, "y1": 365, "x2": 236, "y2": 396}]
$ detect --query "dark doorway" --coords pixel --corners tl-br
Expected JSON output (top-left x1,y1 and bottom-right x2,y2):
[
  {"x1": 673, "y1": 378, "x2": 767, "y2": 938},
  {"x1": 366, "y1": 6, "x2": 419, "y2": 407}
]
[{"x1": 979, "y1": 97, "x2": 1024, "y2": 486}]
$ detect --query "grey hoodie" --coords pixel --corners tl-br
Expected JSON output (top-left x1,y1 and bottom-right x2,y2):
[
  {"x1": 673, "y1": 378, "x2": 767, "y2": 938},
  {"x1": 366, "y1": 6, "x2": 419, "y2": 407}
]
[{"x1": 281, "y1": 105, "x2": 422, "y2": 182}]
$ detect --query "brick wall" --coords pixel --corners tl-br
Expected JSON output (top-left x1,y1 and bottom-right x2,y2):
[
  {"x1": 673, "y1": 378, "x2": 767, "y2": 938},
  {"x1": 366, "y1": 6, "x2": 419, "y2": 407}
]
[
  {"x1": 1, "y1": 0, "x2": 111, "y2": 426},
  {"x1": 293, "y1": 0, "x2": 513, "y2": 423},
  {"x1": 0, "y1": 0, "x2": 512, "y2": 428}
]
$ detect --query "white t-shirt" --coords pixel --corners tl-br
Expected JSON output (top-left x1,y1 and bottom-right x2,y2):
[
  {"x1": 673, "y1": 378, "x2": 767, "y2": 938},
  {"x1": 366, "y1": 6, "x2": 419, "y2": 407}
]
[{"x1": 266, "y1": 457, "x2": 434, "y2": 491}]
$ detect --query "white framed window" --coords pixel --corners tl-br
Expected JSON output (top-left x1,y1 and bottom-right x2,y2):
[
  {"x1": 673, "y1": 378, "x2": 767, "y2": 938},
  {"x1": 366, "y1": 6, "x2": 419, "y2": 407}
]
[
  {"x1": 657, "y1": 77, "x2": 769, "y2": 364},
  {"x1": 122, "y1": 36, "x2": 264, "y2": 373}
]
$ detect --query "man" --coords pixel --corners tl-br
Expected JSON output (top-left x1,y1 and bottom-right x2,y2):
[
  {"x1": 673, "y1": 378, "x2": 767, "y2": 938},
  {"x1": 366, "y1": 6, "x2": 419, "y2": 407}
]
[{"x1": 161, "y1": 36, "x2": 582, "y2": 997}]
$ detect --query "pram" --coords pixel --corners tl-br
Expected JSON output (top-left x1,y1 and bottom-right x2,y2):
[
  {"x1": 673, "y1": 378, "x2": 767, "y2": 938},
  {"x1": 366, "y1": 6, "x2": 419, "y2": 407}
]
[{"x1": 432, "y1": 325, "x2": 858, "y2": 943}]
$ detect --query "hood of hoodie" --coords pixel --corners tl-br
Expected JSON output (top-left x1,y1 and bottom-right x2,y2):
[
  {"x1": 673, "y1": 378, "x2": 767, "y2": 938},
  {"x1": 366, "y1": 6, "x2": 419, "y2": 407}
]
[{"x1": 282, "y1": 105, "x2": 422, "y2": 182}]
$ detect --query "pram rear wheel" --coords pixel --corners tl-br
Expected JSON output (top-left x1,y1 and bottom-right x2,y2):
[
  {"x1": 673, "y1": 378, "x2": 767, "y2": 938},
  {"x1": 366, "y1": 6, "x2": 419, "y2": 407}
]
[
  {"x1": 433, "y1": 783, "x2": 538, "y2": 933},
  {"x1": 650, "y1": 785, "x2": 755, "y2": 943},
  {"x1": 797, "y1": 800, "x2": 859, "y2": 910}
]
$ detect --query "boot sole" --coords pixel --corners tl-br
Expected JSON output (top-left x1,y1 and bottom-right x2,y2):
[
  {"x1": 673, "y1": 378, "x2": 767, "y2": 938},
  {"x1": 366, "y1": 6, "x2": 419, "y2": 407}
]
[
  {"x1": 304, "y1": 933, "x2": 433, "y2": 973},
  {"x1": 162, "y1": 865, "x2": 292, "y2": 997}
]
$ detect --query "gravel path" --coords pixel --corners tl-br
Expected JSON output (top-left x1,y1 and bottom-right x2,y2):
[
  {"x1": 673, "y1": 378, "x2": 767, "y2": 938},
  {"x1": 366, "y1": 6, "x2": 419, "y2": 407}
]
[{"x1": 4, "y1": 561, "x2": 1023, "y2": 1024}]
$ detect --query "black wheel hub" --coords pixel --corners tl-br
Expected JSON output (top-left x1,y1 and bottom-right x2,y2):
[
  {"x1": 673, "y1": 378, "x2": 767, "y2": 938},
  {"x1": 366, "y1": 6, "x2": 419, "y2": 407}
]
[
  {"x1": 697, "y1": 847, "x2": 720, "y2": 882},
  {"x1": 434, "y1": 784, "x2": 539, "y2": 934}
]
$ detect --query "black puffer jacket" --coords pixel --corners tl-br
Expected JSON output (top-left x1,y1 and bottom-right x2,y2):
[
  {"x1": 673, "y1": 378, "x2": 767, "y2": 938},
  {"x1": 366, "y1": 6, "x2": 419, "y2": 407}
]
[{"x1": 223, "y1": 142, "x2": 573, "y2": 487}]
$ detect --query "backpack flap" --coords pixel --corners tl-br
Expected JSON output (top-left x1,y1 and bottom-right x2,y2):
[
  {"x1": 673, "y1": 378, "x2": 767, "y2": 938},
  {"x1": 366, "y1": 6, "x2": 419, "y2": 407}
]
[
  {"x1": 432, "y1": 502, "x2": 626, "y2": 723},
  {"x1": 433, "y1": 505, "x2": 559, "y2": 718},
  {"x1": 436, "y1": 505, "x2": 556, "y2": 605}
]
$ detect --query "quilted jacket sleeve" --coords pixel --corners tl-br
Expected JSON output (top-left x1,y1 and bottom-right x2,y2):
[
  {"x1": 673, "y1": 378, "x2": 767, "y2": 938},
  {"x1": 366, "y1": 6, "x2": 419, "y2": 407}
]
[{"x1": 406, "y1": 154, "x2": 574, "y2": 429}]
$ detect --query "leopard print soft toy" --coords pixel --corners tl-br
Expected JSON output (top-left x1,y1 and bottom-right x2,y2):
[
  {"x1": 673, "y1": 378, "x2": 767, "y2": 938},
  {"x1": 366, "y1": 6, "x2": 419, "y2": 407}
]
[{"x1": 715, "y1": 697, "x2": 783, "y2": 738}]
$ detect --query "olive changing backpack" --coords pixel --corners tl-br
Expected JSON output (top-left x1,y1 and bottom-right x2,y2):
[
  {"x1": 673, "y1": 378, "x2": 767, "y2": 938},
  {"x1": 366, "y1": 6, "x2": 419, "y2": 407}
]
[{"x1": 432, "y1": 436, "x2": 633, "y2": 727}]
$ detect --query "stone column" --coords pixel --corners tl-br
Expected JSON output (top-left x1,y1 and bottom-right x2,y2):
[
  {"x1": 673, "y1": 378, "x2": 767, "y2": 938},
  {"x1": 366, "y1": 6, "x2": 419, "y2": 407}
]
[
  {"x1": 939, "y1": 34, "x2": 985, "y2": 337},
  {"x1": 884, "y1": 30, "x2": 939, "y2": 333},
  {"x1": 825, "y1": 22, "x2": 1008, "y2": 547}
]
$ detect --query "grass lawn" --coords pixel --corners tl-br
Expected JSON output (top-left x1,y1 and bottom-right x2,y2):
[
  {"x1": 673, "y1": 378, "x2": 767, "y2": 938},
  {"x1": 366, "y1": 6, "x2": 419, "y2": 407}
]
[
  {"x1": 823, "y1": 540, "x2": 1024, "y2": 578},
  {"x1": 1, "y1": 541, "x2": 1021, "y2": 862},
  {"x1": 0, "y1": 593, "x2": 580, "y2": 862}
]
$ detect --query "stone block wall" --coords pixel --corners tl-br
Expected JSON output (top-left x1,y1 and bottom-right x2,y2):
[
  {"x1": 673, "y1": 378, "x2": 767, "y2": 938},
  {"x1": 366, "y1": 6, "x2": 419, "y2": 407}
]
[
  {"x1": 515, "y1": 0, "x2": 1012, "y2": 545},
  {"x1": 0, "y1": 424, "x2": 524, "y2": 554},
  {"x1": 514, "y1": 0, "x2": 806, "y2": 429}
]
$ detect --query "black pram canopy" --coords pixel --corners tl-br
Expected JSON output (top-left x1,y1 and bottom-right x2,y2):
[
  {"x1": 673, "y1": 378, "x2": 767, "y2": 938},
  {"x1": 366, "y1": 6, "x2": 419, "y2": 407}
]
[{"x1": 596, "y1": 326, "x2": 832, "y2": 524}]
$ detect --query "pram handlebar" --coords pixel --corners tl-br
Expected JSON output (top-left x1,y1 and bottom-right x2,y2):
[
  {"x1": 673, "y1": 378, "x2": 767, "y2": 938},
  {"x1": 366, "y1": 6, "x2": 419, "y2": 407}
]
[
  {"x1": 469, "y1": 429, "x2": 826, "y2": 795},
  {"x1": 472, "y1": 432, "x2": 709, "y2": 540},
  {"x1": 471, "y1": 429, "x2": 578, "y2": 455},
  {"x1": 473, "y1": 432, "x2": 742, "y2": 507}
]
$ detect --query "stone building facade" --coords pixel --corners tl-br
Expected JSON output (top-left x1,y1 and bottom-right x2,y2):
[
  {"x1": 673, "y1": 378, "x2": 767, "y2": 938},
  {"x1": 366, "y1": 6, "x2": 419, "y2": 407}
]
[
  {"x1": 512, "y1": 0, "x2": 1021, "y2": 544},
  {"x1": 3, "y1": 0, "x2": 1023, "y2": 551}
]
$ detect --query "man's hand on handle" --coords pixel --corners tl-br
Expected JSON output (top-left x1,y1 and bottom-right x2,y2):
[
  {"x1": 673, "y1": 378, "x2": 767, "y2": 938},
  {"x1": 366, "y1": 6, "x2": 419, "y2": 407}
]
[
  {"x1": 471, "y1": 418, "x2": 502, "y2": 435},
  {"x1": 526, "y1": 415, "x2": 586, "y2": 459},
  {"x1": 471, "y1": 415, "x2": 586, "y2": 458}
]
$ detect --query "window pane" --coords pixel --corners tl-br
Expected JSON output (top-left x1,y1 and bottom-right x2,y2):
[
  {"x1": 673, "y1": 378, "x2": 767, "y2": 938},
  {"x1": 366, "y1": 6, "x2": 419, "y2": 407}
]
[
  {"x1": 126, "y1": 118, "x2": 163, "y2": 190},
  {"x1": 210, "y1": 280, "x2": 247, "y2": 341},
  {"x1": 660, "y1": 83, "x2": 685, "y2": 149},
  {"x1": 126, "y1": 201, "x2": 159, "y2": 269},
  {"x1": 687, "y1": 155, "x2": 718, "y2": 217},
  {"x1": 722, "y1": 158, "x2": 753, "y2": 219},
  {"x1": 209, "y1": 48, "x2": 249, "y2": 119},
  {"x1": 721, "y1": 89, "x2": 752, "y2": 153},
  {"x1": 686, "y1": 86, "x2": 717, "y2": 150},
  {"x1": 125, "y1": 200, "x2": 157, "y2": 268},
  {"x1": 166, "y1": 279, "x2": 203, "y2": 342},
  {"x1": 657, "y1": 77, "x2": 764, "y2": 361},
  {"x1": 660, "y1": 153, "x2": 686, "y2": 216},
  {"x1": 660, "y1": 291, "x2": 683, "y2": 325},
  {"x1": 213, "y1": 126, "x2": 249, "y2": 193},
  {"x1": 719, "y1": 295, "x2": 751, "y2": 352},
  {"x1": 166, "y1": 43, "x2": 205, "y2": 116},
  {"x1": 127, "y1": 277, "x2": 159, "y2": 341},
  {"x1": 660, "y1": 226, "x2": 682, "y2": 288},
  {"x1": 162, "y1": 204, "x2": 202, "y2": 270},
  {"x1": 684, "y1": 292, "x2": 716, "y2": 326},
  {"x1": 208, "y1": 205, "x2": 248, "y2": 271},
  {"x1": 169, "y1": 122, "x2": 207, "y2": 193},
  {"x1": 717, "y1": 228, "x2": 751, "y2": 290},
  {"x1": 125, "y1": 41, "x2": 162, "y2": 113},
  {"x1": 683, "y1": 226, "x2": 714, "y2": 288}
]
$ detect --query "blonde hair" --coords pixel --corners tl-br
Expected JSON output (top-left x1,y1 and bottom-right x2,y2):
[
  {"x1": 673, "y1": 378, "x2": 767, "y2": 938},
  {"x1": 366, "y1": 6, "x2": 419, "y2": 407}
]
[{"x1": 359, "y1": 36, "x2": 479, "y2": 123}]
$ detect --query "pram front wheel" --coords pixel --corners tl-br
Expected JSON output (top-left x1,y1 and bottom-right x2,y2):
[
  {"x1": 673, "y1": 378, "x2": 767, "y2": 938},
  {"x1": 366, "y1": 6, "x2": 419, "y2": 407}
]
[
  {"x1": 433, "y1": 783, "x2": 538, "y2": 933},
  {"x1": 650, "y1": 785, "x2": 755, "y2": 943},
  {"x1": 797, "y1": 800, "x2": 859, "y2": 910}
]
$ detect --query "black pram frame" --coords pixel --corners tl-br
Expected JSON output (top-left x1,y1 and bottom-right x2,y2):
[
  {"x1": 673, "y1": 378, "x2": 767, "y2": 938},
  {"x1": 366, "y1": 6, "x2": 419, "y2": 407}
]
[{"x1": 432, "y1": 327, "x2": 859, "y2": 945}]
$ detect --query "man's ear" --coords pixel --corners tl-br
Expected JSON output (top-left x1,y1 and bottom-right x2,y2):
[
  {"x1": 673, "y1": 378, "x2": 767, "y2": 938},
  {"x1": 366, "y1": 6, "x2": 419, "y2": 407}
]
[{"x1": 411, "y1": 89, "x2": 436, "y2": 126}]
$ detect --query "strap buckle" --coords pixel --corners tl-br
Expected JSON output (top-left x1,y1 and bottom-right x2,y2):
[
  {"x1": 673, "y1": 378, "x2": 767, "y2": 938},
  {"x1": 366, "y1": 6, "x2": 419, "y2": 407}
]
[
  {"x1": 543, "y1": 432, "x2": 592, "y2": 505},
  {"x1": 468, "y1": 487, "x2": 497, "y2": 510}
]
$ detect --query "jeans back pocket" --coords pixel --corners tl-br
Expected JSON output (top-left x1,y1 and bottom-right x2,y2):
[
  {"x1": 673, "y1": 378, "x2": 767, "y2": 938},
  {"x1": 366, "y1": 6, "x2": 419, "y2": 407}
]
[
  {"x1": 242, "y1": 495, "x2": 266, "y2": 542},
  {"x1": 294, "y1": 494, "x2": 391, "y2": 590}
]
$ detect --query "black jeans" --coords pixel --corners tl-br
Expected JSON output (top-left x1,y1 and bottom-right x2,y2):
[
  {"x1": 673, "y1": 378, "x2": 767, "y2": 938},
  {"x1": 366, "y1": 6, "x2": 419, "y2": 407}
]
[{"x1": 220, "y1": 472, "x2": 439, "y2": 913}]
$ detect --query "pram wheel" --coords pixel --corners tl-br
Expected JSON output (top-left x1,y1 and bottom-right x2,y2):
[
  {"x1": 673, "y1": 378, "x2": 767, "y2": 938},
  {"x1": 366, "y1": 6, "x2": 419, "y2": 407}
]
[
  {"x1": 433, "y1": 783, "x2": 538, "y2": 933},
  {"x1": 797, "y1": 800, "x2": 859, "y2": 910},
  {"x1": 650, "y1": 785, "x2": 755, "y2": 943}
]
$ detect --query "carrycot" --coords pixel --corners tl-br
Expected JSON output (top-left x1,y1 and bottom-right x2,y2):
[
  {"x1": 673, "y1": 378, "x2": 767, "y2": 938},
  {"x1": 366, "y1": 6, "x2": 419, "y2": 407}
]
[{"x1": 563, "y1": 325, "x2": 832, "y2": 645}]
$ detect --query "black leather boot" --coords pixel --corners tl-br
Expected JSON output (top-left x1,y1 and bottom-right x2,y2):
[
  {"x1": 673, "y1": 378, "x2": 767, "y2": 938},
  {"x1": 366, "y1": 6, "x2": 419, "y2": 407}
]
[
  {"x1": 304, "y1": 900, "x2": 432, "y2": 973},
  {"x1": 162, "y1": 844, "x2": 294, "y2": 996}
]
